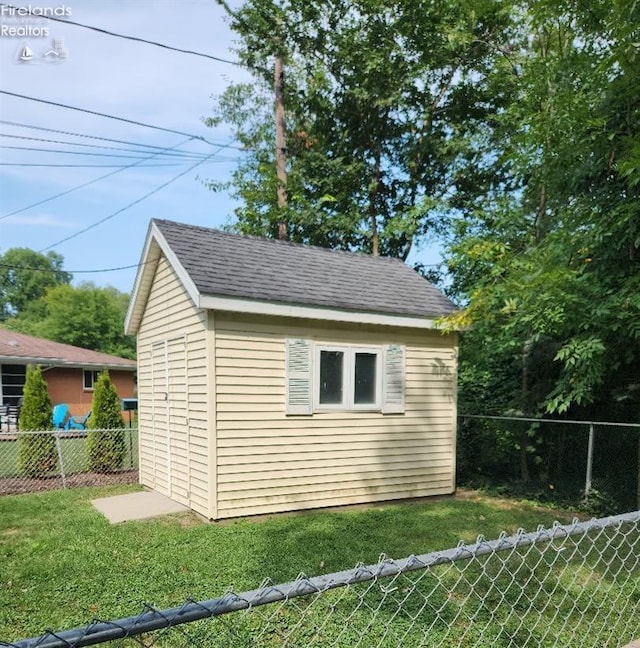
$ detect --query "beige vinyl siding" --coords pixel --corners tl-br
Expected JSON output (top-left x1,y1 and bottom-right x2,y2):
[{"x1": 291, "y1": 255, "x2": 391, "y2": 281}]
[
  {"x1": 214, "y1": 313, "x2": 457, "y2": 519},
  {"x1": 136, "y1": 255, "x2": 210, "y2": 518}
]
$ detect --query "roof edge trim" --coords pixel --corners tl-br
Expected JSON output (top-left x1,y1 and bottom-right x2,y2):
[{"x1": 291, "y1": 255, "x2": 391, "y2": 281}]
[
  {"x1": 0, "y1": 357, "x2": 136, "y2": 370},
  {"x1": 199, "y1": 294, "x2": 453, "y2": 330},
  {"x1": 125, "y1": 220, "x2": 201, "y2": 335}
]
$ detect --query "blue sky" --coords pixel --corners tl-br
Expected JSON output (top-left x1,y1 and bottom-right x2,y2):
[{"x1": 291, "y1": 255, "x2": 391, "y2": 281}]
[{"x1": 0, "y1": 0, "x2": 441, "y2": 295}]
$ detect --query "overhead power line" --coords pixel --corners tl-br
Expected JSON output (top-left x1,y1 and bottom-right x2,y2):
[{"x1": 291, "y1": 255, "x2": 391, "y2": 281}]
[
  {"x1": 0, "y1": 136, "x2": 195, "y2": 220},
  {"x1": 0, "y1": 261, "x2": 149, "y2": 274},
  {"x1": 1, "y1": 162, "x2": 198, "y2": 168},
  {"x1": 0, "y1": 133, "x2": 213, "y2": 158},
  {"x1": 0, "y1": 144, "x2": 214, "y2": 161},
  {"x1": 1, "y1": 134, "x2": 239, "y2": 221},
  {"x1": 0, "y1": 3, "x2": 244, "y2": 68},
  {"x1": 0, "y1": 120, "x2": 232, "y2": 153},
  {"x1": 38, "y1": 150, "x2": 222, "y2": 252},
  {"x1": 0, "y1": 91, "x2": 246, "y2": 150}
]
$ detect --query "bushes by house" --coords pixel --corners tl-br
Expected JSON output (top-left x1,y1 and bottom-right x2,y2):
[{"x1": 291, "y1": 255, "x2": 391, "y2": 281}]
[
  {"x1": 17, "y1": 365, "x2": 56, "y2": 476},
  {"x1": 87, "y1": 370, "x2": 126, "y2": 473}
]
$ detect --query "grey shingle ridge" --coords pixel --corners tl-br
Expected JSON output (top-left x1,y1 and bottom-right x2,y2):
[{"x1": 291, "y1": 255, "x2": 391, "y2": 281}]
[{"x1": 154, "y1": 219, "x2": 457, "y2": 318}]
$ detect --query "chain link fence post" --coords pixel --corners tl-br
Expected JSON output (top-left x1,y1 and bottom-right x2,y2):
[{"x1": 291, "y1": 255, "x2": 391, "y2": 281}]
[
  {"x1": 54, "y1": 432, "x2": 67, "y2": 489},
  {"x1": 585, "y1": 422, "x2": 595, "y2": 496}
]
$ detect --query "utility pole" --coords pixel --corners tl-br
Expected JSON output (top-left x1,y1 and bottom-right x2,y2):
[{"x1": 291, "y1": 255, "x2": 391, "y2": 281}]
[{"x1": 274, "y1": 54, "x2": 288, "y2": 240}]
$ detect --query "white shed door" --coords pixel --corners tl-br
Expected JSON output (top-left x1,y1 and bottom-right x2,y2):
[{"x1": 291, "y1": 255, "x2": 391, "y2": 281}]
[
  {"x1": 151, "y1": 337, "x2": 189, "y2": 502},
  {"x1": 166, "y1": 336, "x2": 189, "y2": 504},
  {"x1": 151, "y1": 340, "x2": 169, "y2": 495}
]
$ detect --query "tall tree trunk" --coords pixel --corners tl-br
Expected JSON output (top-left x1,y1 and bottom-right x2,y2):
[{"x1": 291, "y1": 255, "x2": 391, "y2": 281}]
[
  {"x1": 520, "y1": 340, "x2": 532, "y2": 481},
  {"x1": 519, "y1": 430, "x2": 531, "y2": 482},
  {"x1": 369, "y1": 153, "x2": 381, "y2": 256},
  {"x1": 370, "y1": 215, "x2": 379, "y2": 256},
  {"x1": 274, "y1": 54, "x2": 288, "y2": 240}
]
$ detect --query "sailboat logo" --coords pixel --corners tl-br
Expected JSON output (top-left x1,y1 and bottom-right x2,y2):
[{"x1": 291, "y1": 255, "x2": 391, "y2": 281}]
[
  {"x1": 14, "y1": 39, "x2": 69, "y2": 64},
  {"x1": 17, "y1": 42, "x2": 35, "y2": 62}
]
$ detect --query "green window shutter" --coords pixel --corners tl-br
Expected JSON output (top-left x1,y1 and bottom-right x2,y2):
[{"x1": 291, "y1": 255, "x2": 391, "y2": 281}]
[
  {"x1": 286, "y1": 339, "x2": 313, "y2": 415},
  {"x1": 382, "y1": 344, "x2": 405, "y2": 414}
]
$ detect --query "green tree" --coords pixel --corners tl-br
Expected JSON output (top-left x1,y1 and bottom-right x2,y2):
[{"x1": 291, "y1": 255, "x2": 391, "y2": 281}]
[
  {"x1": 0, "y1": 248, "x2": 71, "y2": 320},
  {"x1": 445, "y1": 0, "x2": 639, "y2": 489},
  {"x1": 448, "y1": 0, "x2": 639, "y2": 417},
  {"x1": 16, "y1": 365, "x2": 56, "y2": 476},
  {"x1": 87, "y1": 370, "x2": 126, "y2": 473},
  {"x1": 211, "y1": 0, "x2": 513, "y2": 257},
  {"x1": 8, "y1": 282, "x2": 136, "y2": 360}
]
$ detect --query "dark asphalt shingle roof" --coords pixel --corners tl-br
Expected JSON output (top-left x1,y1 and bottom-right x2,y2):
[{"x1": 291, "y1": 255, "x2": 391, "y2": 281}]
[{"x1": 154, "y1": 219, "x2": 457, "y2": 318}]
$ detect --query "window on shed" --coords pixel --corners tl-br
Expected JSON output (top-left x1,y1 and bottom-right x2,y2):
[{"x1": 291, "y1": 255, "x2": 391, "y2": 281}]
[
  {"x1": 319, "y1": 350, "x2": 344, "y2": 405},
  {"x1": 315, "y1": 346, "x2": 382, "y2": 411},
  {"x1": 285, "y1": 340, "x2": 406, "y2": 415},
  {"x1": 354, "y1": 352, "x2": 377, "y2": 405}
]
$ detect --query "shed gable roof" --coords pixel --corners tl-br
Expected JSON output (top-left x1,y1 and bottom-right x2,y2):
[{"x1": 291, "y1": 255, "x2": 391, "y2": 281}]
[
  {"x1": 126, "y1": 219, "x2": 457, "y2": 334},
  {"x1": 0, "y1": 329, "x2": 136, "y2": 370}
]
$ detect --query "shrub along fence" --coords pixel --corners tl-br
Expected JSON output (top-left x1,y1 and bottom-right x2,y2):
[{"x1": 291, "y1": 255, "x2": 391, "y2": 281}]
[
  {"x1": 0, "y1": 429, "x2": 138, "y2": 495},
  {"x1": 457, "y1": 415, "x2": 640, "y2": 513},
  {"x1": 4, "y1": 511, "x2": 639, "y2": 647}
]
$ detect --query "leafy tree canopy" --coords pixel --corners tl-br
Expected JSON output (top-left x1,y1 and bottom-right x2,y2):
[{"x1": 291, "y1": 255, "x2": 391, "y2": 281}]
[
  {"x1": 445, "y1": 0, "x2": 639, "y2": 417},
  {"x1": 210, "y1": 0, "x2": 514, "y2": 258},
  {"x1": 1, "y1": 250, "x2": 135, "y2": 360},
  {"x1": 6, "y1": 281, "x2": 136, "y2": 360},
  {"x1": 0, "y1": 248, "x2": 71, "y2": 320},
  {"x1": 212, "y1": 0, "x2": 638, "y2": 422}
]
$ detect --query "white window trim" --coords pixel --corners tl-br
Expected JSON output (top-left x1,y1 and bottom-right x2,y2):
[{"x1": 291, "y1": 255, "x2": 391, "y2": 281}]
[{"x1": 313, "y1": 345, "x2": 382, "y2": 413}]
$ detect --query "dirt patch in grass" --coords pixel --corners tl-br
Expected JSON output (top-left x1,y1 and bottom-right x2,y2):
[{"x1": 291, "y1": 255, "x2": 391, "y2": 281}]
[{"x1": 0, "y1": 470, "x2": 138, "y2": 495}]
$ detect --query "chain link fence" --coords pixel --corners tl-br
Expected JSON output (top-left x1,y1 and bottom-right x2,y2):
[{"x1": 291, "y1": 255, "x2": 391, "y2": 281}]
[
  {"x1": 0, "y1": 429, "x2": 138, "y2": 495},
  {"x1": 457, "y1": 415, "x2": 640, "y2": 512},
  {"x1": 4, "y1": 511, "x2": 639, "y2": 648}
]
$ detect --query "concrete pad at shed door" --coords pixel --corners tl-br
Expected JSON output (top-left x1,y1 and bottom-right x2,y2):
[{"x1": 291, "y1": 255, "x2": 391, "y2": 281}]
[{"x1": 92, "y1": 490, "x2": 189, "y2": 523}]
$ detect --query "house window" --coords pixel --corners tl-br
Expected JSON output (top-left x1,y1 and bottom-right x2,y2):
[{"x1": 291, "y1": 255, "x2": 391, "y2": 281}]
[
  {"x1": 1, "y1": 364, "x2": 26, "y2": 406},
  {"x1": 315, "y1": 346, "x2": 382, "y2": 411},
  {"x1": 83, "y1": 370, "x2": 100, "y2": 390}
]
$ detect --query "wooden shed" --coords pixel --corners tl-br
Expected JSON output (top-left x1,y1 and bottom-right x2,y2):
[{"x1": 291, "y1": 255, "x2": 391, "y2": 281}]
[{"x1": 125, "y1": 219, "x2": 459, "y2": 520}]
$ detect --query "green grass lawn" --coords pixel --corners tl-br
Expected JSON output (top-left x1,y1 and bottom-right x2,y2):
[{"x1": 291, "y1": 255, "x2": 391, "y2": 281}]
[{"x1": 0, "y1": 487, "x2": 637, "y2": 646}]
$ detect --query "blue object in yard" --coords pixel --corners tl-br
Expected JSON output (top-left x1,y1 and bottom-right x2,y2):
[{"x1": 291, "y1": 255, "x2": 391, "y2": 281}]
[
  {"x1": 52, "y1": 403, "x2": 70, "y2": 428},
  {"x1": 65, "y1": 410, "x2": 91, "y2": 431}
]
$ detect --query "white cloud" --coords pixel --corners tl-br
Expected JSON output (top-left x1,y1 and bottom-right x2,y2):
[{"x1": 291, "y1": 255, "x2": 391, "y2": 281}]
[{"x1": 2, "y1": 213, "x2": 76, "y2": 227}]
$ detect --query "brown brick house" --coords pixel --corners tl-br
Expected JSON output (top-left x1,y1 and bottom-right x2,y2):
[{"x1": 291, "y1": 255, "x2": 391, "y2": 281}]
[{"x1": 0, "y1": 330, "x2": 136, "y2": 418}]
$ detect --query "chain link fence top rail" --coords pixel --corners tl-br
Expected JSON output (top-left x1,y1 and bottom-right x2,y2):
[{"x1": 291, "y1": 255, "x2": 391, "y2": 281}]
[
  {"x1": 0, "y1": 429, "x2": 139, "y2": 495},
  {"x1": 3, "y1": 511, "x2": 639, "y2": 648}
]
